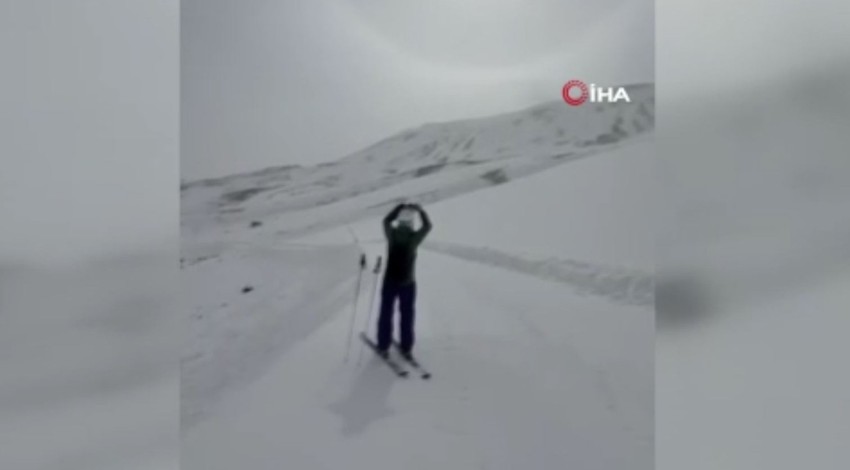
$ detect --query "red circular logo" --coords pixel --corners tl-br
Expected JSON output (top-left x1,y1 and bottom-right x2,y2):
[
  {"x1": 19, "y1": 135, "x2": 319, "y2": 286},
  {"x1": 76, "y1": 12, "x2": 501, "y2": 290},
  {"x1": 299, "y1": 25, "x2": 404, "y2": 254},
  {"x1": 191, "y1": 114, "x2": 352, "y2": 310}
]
[{"x1": 562, "y1": 80, "x2": 589, "y2": 106}]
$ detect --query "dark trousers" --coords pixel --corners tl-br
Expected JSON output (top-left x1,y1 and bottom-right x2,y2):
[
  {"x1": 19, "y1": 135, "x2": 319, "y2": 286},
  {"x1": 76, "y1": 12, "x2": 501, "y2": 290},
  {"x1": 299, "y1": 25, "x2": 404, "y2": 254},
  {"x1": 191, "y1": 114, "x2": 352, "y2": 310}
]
[{"x1": 376, "y1": 280, "x2": 416, "y2": 353}]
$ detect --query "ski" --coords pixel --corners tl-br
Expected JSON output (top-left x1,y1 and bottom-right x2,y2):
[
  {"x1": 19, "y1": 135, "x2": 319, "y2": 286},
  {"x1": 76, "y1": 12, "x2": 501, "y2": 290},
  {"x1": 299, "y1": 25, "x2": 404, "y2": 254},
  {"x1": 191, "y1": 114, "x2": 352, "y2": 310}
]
[
  {"x1": 392, "y1": 341, "x2": 431, "y2": 379},
  {"x1": 359, "y1": 332, "x2": 408, "y2": 378}
]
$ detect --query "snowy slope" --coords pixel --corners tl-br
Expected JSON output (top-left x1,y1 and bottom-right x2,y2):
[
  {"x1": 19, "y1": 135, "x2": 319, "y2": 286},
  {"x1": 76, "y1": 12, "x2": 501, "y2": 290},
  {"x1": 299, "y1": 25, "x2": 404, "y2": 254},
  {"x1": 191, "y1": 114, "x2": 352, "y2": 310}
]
[
  {"x1": 181, "y1": 94, "x2": 654, "y2": 469},
  {"x1": 181, "y1": 85, "x2": 653, "y2": 247}
]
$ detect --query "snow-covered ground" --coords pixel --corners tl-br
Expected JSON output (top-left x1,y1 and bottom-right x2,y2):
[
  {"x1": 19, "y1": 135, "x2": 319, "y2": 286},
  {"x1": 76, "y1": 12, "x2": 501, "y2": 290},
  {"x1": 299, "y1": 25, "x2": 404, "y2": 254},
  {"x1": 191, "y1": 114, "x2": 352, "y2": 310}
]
[{"x1": 181, "y1": 95, "x2": 654, "y2": 469}]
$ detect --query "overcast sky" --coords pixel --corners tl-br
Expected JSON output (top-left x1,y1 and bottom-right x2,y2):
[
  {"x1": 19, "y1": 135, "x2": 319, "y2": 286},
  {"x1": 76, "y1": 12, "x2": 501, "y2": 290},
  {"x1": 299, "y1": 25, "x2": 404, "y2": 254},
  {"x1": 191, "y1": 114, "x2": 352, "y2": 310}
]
[
  {"x1": 182, "y1": 0, "x2": 654, "y2": 180},
  {"x1": 7, "y1": 0, "x2": 844, "y2": 265}
]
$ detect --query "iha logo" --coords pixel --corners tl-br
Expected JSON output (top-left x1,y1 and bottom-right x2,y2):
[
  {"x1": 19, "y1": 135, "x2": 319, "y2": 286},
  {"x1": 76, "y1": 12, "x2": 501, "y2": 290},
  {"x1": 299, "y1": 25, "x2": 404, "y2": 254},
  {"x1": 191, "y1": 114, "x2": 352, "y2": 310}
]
[{"x1": 562, "y1": 80, "x2": 630, "y2": 106}]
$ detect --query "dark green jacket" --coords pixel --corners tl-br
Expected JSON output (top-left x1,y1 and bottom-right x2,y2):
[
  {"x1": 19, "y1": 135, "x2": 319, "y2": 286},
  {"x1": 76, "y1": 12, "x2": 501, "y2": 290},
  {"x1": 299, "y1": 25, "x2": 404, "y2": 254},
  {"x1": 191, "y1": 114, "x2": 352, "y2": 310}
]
[{"x1": 383, "y1": 205, "x2": 432, "y2": 284}]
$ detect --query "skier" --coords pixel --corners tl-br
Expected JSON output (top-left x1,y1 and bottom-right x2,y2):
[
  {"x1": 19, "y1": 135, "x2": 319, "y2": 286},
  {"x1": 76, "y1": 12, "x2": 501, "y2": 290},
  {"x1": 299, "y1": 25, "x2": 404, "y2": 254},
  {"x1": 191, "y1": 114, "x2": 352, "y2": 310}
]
[{"x1": 376, "y1": 203, "x2": 432, "y2": 358}]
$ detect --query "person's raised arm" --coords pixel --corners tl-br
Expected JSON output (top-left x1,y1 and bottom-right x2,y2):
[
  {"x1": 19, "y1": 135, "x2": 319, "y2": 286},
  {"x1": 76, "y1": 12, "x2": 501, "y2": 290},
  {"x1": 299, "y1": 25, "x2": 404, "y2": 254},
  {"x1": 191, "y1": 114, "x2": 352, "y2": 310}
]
[
  {"x1": 412, "y1": 204, "x2": 432, "y2": 241},
  {"x1": 383, "y1": 203, "x2": 406, "y2": 238}
]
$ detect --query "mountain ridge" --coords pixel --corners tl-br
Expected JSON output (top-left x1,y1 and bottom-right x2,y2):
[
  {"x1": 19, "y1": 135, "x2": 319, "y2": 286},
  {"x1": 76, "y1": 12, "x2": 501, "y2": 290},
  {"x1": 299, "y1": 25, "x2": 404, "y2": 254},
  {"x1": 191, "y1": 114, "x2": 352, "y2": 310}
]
[
  {"x1": 181, "y1": 84, "x2": 654, "y2": 241},
  {"x1": 182, "y1": 83, "x2": 653, "y2": 189}
]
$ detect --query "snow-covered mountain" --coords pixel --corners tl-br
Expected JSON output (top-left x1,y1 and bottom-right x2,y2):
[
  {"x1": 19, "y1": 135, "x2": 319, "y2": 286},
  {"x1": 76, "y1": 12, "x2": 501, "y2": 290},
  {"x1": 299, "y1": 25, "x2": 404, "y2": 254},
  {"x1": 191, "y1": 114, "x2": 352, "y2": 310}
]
[
  {"x1": 181, "y1": 84, "x2": 653, "y2": 251},
  {"x1": 182, "y1": 88, "x2": 654, "y2": 470}
]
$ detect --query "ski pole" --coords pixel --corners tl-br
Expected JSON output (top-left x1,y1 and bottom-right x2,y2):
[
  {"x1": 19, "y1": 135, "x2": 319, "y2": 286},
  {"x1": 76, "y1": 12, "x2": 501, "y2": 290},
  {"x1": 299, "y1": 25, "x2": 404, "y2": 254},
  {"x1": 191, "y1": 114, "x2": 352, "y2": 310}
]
[
  {"x1": 344, "y1": 253, "x2": 367, "y2": 363},
  {"x1": 358, "y1": 256, "x2": 382, "y2": 364}
]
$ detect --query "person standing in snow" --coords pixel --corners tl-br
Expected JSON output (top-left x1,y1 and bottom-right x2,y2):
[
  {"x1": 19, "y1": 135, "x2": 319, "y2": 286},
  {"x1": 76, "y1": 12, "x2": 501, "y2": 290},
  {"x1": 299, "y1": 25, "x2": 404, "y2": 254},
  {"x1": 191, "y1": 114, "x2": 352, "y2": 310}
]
[{"x1": 376, "y1": 203, "x2": 432, "y2": 357}]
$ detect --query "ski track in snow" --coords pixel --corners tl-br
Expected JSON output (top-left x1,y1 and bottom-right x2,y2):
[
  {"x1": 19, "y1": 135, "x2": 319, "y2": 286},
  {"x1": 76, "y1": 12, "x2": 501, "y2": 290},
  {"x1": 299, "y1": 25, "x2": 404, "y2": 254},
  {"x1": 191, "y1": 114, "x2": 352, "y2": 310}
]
[
  {"x1": 181, "y1": 245, "x2": 361, "y2": 428},
  {"x1": 423, "y1": 241, "x2": 654, "y2": 307},
  {"x1": 183, "y1": 247, "x2": 652, "y2": 470}
]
